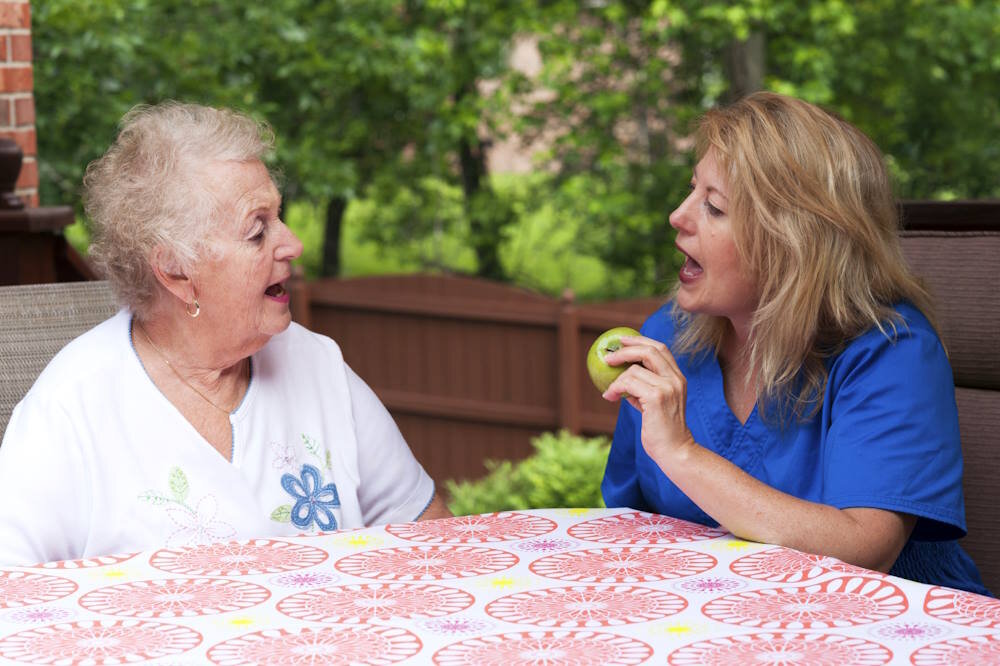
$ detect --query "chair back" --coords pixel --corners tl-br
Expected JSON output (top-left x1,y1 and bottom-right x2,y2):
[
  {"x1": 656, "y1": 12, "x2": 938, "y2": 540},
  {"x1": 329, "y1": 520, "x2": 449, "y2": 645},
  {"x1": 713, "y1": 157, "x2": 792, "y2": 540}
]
[
  {"x1": 0, "y1": 280, "x2": 119, "y2": 438},
  {"x1": 900, "y1": 201, "x2": 1000, "y2": 595}
]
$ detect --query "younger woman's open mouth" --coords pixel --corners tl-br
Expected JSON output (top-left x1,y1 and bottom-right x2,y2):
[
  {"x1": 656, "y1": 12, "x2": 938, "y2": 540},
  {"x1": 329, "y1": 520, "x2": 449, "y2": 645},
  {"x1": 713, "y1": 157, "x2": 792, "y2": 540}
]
[{"x1": 678, "y1": 253, "x2": 704, "y2": 284}]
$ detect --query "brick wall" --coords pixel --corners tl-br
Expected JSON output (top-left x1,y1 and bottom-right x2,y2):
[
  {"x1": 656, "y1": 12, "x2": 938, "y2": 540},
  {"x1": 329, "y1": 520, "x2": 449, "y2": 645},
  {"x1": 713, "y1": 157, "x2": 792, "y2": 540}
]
[{"x1": 0, "y1": 0, "x2": 35, "y2": 207}]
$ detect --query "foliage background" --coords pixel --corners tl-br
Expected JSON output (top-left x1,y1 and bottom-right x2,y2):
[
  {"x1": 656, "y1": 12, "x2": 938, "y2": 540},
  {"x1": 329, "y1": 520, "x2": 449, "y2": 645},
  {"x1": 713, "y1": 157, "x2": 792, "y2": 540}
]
[
  {"x1": 33, "y1": 0, "x2": 1000, "y2": 302},
  {"x1": 31, "y1": 1, "x2": 999, "y2": 511}
]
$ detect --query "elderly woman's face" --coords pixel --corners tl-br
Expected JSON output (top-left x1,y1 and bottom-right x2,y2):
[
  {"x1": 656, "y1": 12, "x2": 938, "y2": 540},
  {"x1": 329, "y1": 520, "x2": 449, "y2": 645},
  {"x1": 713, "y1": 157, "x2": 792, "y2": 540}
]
[
  {"x1": 192, "y1": 160, "x2": 303, "y2": 355},
  {"x1": 669, "y1": 150, "x2": 758, "y2": 334}
]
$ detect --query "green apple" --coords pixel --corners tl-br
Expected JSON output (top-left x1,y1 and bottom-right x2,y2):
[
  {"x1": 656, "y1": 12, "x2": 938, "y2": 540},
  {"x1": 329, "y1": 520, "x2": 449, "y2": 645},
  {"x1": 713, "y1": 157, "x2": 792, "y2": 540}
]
[{"x1": 586, "y1": 326, "x2": 640, "y2": 393}]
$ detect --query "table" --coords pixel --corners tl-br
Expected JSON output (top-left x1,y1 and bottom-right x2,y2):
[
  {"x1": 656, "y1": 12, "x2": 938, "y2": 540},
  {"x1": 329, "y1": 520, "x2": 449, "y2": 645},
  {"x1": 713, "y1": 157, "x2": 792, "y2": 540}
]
[{"x1": 1, "y1": 508, "x2": 998, "y2": 665}]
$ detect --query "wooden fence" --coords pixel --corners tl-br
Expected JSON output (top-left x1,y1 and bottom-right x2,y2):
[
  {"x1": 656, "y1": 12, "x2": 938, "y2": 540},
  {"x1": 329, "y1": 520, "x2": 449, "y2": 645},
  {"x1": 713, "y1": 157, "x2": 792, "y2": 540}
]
[{"x1": 290, "y1": 274, "x2": 664, "y2": 486}]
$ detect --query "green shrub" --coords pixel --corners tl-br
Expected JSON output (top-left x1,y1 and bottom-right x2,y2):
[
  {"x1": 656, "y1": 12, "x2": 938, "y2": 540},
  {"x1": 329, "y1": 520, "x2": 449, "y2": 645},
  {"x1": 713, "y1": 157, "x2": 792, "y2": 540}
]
[{"x1": 445, "y1": 430, "x2": 610, "y2": 515}]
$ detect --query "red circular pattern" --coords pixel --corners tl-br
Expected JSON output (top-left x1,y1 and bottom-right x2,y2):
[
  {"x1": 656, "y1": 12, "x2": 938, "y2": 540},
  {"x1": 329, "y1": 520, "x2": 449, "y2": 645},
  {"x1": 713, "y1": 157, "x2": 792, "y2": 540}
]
[
  {"x1": 530, "y1": 547, "x2": 716, "y2": 583},
  {"x1": 78, "y1": 578, "x2": 271, "y2": 618},
  {"x1": 0, "y1": 571, "x2": 77, "y2": 609},
  {"x1": 0, "y1": 619, "x2": 202, "y2": 664},
  {"x1": 386, "y1": 512, "x2": 557, "y2": 544},
  {"x1": 701, "y1": 576, "x2": 907, "y2": 629},
  {"x1": 730, "y1": 547, "x2": 873, "y2": 583},
  {"x1": 568, "y1": 511, "x2": 726, "y2": 545},
  {"x1": 667, "y1": 631, "x2": 893, "y2": 665},
  {"x1": 277, "y1": 583, "x2": 474, "y2": 623},
  {"x1": 910, "y1": 633, "x2": 1000, "y2": 665},
  {"x1": 923, "y1": 586, "x2": 1000, "y2": 629},
  {"x1": 335, "y1": 545, "x2": 518, "y2": 581},
  {"x1": 31, "y1": 552, "x2": 139, "y2": 570},
  {"x1": 485, "y1": 585, "x2": 686, "y2": 627},
  {"x1": 207, "y1": 625, "x2": 421, "y2": 665},
  {"x1": 149, "y1": 539, "x2": 328, "y2": 576},
  {"x1": 432, "y1": 630, "x2": 653, "y2": 665}
]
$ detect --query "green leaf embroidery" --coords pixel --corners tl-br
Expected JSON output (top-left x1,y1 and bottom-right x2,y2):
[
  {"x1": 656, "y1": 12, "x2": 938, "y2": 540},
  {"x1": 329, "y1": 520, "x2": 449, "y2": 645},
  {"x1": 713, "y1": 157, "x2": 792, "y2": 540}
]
[
  {"x1": 270, "y1": 505, "x2": 292, "y2": 523},
  {"x1": 138, "y1": 491, "x2": 171, "y2": 506},
  {"x1": 325, "y1": 450, "x2": 333, "y2": 472},
  {"x1": 168, "y1": 467, "x2": 189, "y2": 503},
  {"x1": 302, "y1": 433, "x2": 321, "y2": 459}
]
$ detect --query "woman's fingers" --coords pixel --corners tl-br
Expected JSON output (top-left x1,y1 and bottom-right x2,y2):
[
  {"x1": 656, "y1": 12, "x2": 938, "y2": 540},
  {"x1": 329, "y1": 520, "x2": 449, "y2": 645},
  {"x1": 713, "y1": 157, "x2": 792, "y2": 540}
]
[
  {"x1": 603, "y1": 362, "x2": 685, "y2": 406},
  {"x1": 605, "y1": 335, "x2": 683, "y2": 379}
]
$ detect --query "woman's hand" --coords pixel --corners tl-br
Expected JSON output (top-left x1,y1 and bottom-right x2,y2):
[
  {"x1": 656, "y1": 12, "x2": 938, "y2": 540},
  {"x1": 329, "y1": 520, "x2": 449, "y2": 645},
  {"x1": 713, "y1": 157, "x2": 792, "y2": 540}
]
[{"x1": 601, "y1": 335, "x2": 698, "y2": 463}]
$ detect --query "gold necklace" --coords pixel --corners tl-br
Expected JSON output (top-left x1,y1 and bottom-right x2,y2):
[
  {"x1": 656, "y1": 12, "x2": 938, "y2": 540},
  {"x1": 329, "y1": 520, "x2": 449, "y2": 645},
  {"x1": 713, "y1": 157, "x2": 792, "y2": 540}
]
[{"x1": 135, "y1": 320, "x2": 242, "y2": 415}]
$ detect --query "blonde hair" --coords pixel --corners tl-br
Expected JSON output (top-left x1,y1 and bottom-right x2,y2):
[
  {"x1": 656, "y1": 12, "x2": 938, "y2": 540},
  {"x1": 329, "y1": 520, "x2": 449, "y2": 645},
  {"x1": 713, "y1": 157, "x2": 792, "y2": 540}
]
[
  {"x1": 83, "y1": 101, "x2": 275, "y2": 317},
  {"x1": 672, "y1": 92, "x2": 936, "y2": 419}
]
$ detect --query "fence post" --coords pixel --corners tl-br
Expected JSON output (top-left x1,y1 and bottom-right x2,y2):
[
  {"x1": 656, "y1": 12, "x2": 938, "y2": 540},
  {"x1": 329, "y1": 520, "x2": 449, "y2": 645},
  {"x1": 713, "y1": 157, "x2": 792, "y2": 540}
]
[
  {"x1": 288, "y1": 265, "x2": 311, "y2": 330},
  {"x1": 557, "y1": 289, "x2": 581, "y2": 434}
]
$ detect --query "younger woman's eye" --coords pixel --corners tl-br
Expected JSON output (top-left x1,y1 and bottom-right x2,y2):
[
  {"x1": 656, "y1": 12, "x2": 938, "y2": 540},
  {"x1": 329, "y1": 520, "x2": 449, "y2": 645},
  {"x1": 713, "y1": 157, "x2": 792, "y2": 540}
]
[{"x1": 704, "y1": 200, "x2": 724, "y2": 217}]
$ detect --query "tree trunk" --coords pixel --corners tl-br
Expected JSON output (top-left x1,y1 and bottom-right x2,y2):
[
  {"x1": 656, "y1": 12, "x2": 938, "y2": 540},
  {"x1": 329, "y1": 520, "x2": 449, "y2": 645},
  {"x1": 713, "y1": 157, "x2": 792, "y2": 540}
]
[
  {"x1": 724, "y1": 30, "x2": 766, "y2": 102},
  {"x1": 321, "y1": 196, "x2": 347, "y2": 277}
]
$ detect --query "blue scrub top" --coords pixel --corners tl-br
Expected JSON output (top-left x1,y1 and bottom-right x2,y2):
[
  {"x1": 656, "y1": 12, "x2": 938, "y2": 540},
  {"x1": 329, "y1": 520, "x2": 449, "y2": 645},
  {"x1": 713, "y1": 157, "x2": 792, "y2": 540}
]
[{"x1": 602, "y1": 301, "x2": 990, "y2": 596}]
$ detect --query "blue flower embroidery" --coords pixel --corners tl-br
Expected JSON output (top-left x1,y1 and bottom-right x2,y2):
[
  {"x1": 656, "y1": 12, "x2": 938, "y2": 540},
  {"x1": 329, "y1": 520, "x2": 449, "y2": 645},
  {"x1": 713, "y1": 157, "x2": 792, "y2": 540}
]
[{"x1": 281, "y1": 464, "x2": 340, "y2": 530}]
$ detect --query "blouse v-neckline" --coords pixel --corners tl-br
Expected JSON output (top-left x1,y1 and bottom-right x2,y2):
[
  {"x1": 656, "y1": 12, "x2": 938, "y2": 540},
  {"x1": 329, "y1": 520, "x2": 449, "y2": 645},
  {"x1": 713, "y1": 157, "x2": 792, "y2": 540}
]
[{"x1": 688, "y1": 352, "x2": 762, "y2": 465}]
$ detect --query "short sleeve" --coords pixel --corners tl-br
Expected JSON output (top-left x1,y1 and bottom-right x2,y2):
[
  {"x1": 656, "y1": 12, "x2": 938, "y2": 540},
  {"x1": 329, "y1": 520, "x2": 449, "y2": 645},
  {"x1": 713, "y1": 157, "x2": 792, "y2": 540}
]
[
  {"x1": 0, "y1": 397, "x2": 91, "y2": 565},
  {"x1": 822, "y1": 309, "x2": 965, "y2": 540},
  {"x1": 345, "y1": 365, "x2": 435, "y2": 524}
]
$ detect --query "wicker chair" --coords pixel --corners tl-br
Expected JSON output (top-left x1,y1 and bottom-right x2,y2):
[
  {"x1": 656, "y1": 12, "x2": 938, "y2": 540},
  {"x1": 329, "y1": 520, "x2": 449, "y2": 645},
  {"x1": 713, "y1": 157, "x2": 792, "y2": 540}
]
[
  {"x1": 899, "y1": 202, "x2": 1000, "y2": 595},
  {"x1": 0, "y1": 280, "x2": 119, "y2": 437}
]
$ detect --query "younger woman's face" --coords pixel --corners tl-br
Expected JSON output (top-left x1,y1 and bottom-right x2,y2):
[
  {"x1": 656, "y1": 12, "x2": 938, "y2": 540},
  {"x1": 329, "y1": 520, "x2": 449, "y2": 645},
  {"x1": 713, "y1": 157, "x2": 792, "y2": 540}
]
[{"x1": 668, "y1": 150, "x2": 759, "y2": 336}]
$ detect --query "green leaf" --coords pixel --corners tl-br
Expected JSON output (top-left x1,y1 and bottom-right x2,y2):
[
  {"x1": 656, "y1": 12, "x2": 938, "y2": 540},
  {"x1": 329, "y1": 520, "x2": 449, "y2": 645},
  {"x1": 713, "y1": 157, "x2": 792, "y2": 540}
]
[
  {"x1": 270, "y1": 505, "x2": 292, "y2": 523},
  {"x1": 168, "y1": 467, "x2": 189, "y2": 503},
  {"x1": 138, "y1": 491, "x2": 170, "y2": 506}
]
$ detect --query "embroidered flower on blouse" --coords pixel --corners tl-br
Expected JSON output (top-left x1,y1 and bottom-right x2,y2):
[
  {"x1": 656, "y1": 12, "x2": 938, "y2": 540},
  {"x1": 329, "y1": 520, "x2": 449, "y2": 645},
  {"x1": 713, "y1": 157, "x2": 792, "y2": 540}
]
[
  {"x1": 270, "y1": 440, "x2": 297, "y2": 471},
  {"x1": 138, "y1": 467, "x2": 237, "y2": 548},
  {"x1": 278, "y1": 463, "x2": 341, "y2": 530}
]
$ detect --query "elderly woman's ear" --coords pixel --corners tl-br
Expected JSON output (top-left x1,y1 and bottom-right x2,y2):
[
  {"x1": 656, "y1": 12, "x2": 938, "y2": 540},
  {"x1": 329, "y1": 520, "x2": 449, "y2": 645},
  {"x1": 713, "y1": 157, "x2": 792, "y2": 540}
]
[{"x1": 149, "y1": 246, "x2": 195, "y2": 309}]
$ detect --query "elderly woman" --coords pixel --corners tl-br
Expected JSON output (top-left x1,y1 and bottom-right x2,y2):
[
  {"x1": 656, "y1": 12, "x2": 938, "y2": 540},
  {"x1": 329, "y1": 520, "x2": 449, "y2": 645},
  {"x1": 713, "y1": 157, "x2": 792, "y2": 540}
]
[
  {"x1": 601, "y1": 92, "x2": 989, "y2": 596},
  {"x1": 0, "y1": 102, "x2": 450, "y2": 566}
]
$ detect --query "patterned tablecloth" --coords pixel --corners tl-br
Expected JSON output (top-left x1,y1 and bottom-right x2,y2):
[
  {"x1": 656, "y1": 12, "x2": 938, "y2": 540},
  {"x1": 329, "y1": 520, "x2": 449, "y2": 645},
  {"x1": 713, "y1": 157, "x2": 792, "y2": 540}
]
[{"x1": 0, "y1": 508, "x2": 998, "y2": 665}]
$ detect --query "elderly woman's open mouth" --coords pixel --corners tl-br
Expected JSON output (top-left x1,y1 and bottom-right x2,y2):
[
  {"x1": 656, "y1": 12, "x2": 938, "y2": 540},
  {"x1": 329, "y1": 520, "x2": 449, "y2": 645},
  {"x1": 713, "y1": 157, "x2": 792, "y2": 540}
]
[{"x1": 265, "y1": 282, "x2": 289, "y2": 301}]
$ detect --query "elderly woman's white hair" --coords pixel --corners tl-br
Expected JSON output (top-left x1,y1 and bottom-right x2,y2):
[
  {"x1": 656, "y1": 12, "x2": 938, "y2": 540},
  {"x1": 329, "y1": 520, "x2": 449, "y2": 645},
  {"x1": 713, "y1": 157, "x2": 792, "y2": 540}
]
[{"x1": 83, "y1": 101, "x2": 276, "y2": 317}]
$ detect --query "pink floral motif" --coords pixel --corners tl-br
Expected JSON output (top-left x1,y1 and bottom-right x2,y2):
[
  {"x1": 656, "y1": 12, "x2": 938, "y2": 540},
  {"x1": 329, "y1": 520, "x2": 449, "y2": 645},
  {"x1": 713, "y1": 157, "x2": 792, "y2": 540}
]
[
  {"x1": 432, "y1": 630, "x2": 653, "y2": 665},
  {"x1": 485, "y1": 585, "x2": 686, "y2": 627},
  {"x1": 2, "y1": 606, "x2": 75, "y2": 624},
  {"x1": 530, "y1": 547, "x2": 717, "y2": 583},
  {"x1": 277, "y1": 583, "x2": 474, "y2": 623},
  {"x1": 207, "y1": 625, "x2": 421, "y2": 665},
  {"x1": 79, "y1": 578, "x2": 271, "y2": 618},
  {"x1": 701, "y1": 576, "x2": 907, "y2": 629},
  {"x1": 149, "y1": 539, "x2": 328, "y2": 576},
  {"x1": 0, "y1": 619, "x2": 202, "y2": 664},
  {"x1": 513, "y1": 538, "x2": 578, "y2": 553},
  {"x1": 269, "y1": 571, "x2": 339, "y2": 588},
  {"x1": 911, "y1": 634, "x2": 1000, "y2": 665},
  {"x1": 869, "y1": 621, "x2": 949, "y2": 642},
  {"x1": 672, "y1": 576, "x2": 748, "y2": 595},
  {"x1": 335, "y1": 545, "x2": 518, "y2": 581},
  {"x1": 421, "y1": 617, "x2": 495, "y2": 636},
  {"x1": 387, "y1": 512, "x2": 557, "y2": 544},
  {"x1": 31, "y1": 552, "x2": 139, "y2": 570},
  {"x1": 666, "y1": 631, "x2": 892, "y2": 665},
  {"x1": 568, "y1": 511, "x2": 726, "y2": 545},
  {"x1": 923, "y1": 585, "x2": 1000, "y2": 629},
  {"x1": 730, "y1": 547, "x2": 874, "y2": 583},
  {"x1": 0, "y1": 571, "x2": 77, "y2": 609}
]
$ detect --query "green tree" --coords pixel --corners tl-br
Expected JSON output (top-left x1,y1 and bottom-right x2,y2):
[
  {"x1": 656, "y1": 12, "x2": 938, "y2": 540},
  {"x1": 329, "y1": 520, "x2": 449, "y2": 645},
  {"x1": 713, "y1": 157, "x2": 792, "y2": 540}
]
[{"x1": 512, "y1": 0, "x2": 999, "y2": 296}]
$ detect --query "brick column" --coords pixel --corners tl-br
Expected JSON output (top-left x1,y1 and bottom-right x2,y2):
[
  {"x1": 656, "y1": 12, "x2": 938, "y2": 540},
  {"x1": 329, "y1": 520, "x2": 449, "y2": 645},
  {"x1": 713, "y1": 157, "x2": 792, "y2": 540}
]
[{"x1": 0, "y1": 0, "x2": 35, "y2": 207}]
